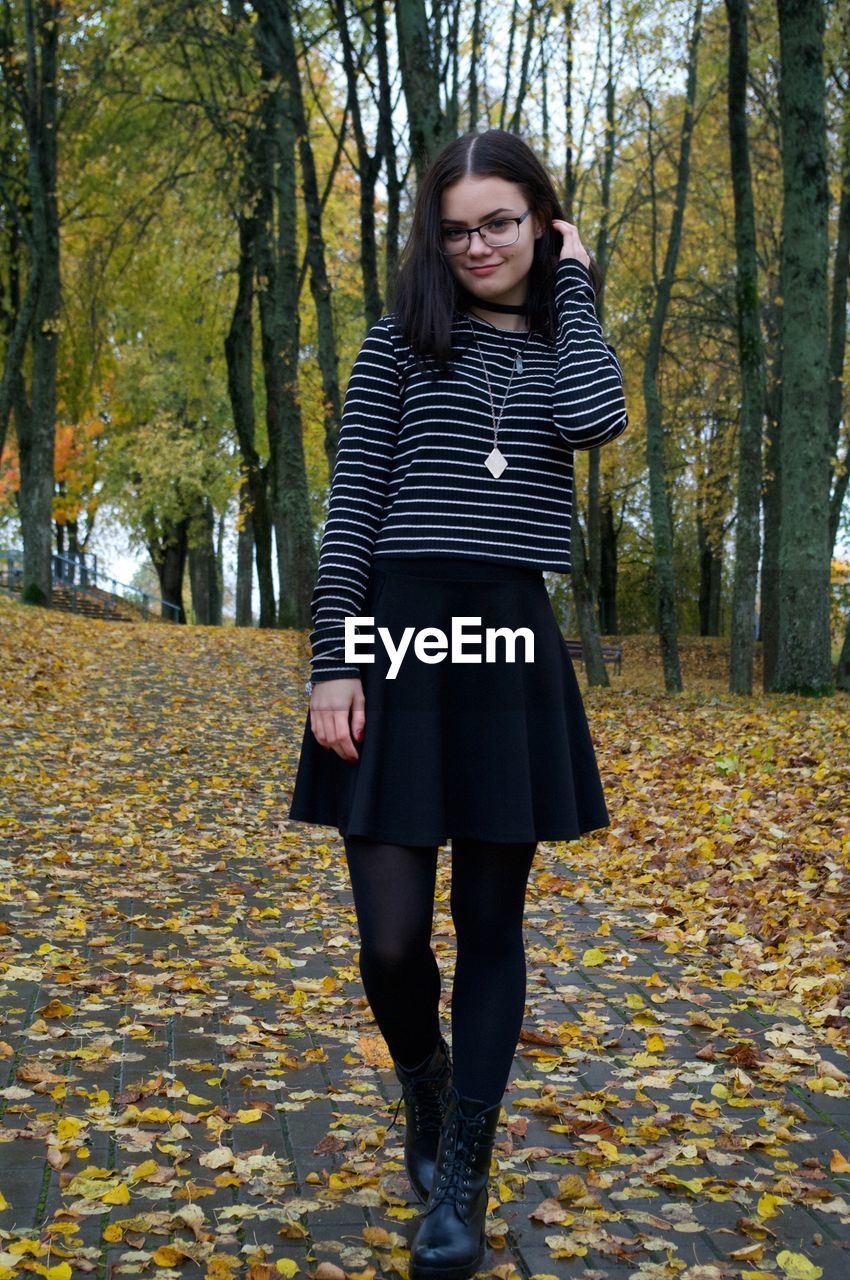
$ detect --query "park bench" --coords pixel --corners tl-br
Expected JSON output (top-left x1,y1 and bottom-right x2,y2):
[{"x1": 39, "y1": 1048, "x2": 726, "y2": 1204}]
[{"x1": 563, "y1": 637, "x2": 623, "y2": 675}]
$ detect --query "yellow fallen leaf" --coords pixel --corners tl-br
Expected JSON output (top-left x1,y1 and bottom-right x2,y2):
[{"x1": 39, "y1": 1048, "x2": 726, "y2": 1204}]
[
  {"x1": 776, "y1": 1251, "x2": 823, "y2": 1280},
  {"x1": 39, "y1": 1000, "x2": 73, "y2": 1019},
  {"x1": 757, "y1": 1193, "x2": 783, "y2": 1218},
  {"x1": 274, "y1": 1262, "x2": 299, "y2": 1278},
  {"x1": 34, "y1": 1265, "x2": 72, "y2": 1280},
  {"x1": 56, "y1": 1117, "x2": 84, "y2": 1141},
  {"x1": 581, "y1": 948, "x2": 606, "y2": 966},
  {"x1": 153, "y1": 1245, "x2": 186, "y2": 1266},
  {"x1": 101, "y1": 1182, "x2": 130, "y2": 1204},
  {"x1": 137, "y1": 1106, "x2": 172, "y2": 1122}
]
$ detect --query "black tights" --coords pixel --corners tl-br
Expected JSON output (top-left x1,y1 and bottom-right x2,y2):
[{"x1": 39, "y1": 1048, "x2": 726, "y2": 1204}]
[{"x1": 342, "y1": 834, "x2": 537, "y2": 1107}]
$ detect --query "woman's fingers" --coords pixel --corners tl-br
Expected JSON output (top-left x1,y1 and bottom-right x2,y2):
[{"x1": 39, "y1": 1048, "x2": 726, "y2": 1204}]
[{"x1": 551, "y1": 218, "x2": 590, "y2": 266}]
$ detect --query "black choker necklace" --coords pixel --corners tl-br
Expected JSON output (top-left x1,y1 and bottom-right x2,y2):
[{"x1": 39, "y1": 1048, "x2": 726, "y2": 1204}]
[{"x1": 459, "y1": 290, "x2": 529, "y2": 315}]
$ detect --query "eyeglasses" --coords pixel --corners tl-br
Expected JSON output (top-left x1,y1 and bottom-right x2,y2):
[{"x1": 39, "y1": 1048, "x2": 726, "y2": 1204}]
[{"x1": 439, "y1": 208, "x2": 531, "y2": 256}]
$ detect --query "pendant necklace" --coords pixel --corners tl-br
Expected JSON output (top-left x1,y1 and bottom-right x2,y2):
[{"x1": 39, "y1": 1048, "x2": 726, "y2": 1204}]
[{"x1": 465, "y1": 313, "x2": 533, "y2": 478}]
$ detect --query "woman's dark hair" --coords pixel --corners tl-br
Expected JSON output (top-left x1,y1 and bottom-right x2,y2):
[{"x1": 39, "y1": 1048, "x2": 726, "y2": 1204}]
[{"x1": 387, "y1": 129, "x2": 603, "y2": 372}]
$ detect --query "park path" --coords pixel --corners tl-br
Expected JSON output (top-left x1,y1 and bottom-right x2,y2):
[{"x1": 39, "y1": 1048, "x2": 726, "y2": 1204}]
[{"x1": 1, "y1": 597, "x2": 849, "y2": 1280}]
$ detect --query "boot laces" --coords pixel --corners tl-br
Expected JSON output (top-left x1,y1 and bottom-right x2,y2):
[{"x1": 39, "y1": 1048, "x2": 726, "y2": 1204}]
[
  {"x1": 387, "y1": 1055, "x2": 451, "y2": 1135},
  {"x1": 424, "y1": 1109, "x2": 489, "y2": 1214}
]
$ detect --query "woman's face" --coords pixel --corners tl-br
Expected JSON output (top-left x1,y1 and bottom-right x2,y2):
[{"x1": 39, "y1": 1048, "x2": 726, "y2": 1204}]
[{"x1": 439, "y1": 175, "x2": 544, "y2": 305}]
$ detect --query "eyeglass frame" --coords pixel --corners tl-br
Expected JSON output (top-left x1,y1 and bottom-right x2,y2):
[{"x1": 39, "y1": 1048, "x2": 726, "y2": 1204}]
[{"x1": 439, "y1": 208, "x2": 532, "y2": 255}]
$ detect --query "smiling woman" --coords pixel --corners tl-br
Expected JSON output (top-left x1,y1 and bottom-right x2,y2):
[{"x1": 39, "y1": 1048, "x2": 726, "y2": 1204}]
[{"x1": 287, "y1": 127, "x2": 629, "y2": 1280}]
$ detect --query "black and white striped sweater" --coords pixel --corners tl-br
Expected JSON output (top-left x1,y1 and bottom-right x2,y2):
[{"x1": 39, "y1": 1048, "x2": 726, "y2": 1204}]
[{"x1": 309, "y1": 256, "x2": 629, "y2": 682}]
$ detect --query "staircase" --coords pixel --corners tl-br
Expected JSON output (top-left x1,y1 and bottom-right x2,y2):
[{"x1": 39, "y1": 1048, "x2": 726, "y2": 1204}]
[{"x1": 1, "y1": 549, "x2": 180, "y2": 623}]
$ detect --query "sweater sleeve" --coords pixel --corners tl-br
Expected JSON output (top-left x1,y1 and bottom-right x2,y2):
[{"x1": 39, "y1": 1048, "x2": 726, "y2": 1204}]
[
  {"x1": 552, "y1": 257, "x2": 629, "y2": 449},
  {"x1": 308, "y1": 316, "x2": 401, "y2": 683}
]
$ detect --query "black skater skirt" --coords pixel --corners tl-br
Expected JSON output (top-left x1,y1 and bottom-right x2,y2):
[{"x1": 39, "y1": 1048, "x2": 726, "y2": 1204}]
[{"x1": 287, "y1": 555, "x2": 611, "y2": 846}]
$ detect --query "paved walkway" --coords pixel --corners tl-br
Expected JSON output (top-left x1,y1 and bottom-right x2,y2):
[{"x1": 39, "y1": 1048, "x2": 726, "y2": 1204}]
[{"x1": 1, "y1": 602, "x2": 849, "y2": 1279}]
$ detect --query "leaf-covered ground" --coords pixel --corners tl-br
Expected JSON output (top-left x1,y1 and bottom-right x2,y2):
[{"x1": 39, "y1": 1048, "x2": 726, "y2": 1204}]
[{"x1": 1, "y1": 595, "x2": 849, "y2": 1280}]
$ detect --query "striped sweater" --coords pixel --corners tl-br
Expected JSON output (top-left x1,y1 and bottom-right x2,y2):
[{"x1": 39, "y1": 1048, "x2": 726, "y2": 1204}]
[{"x1": 309, "y1": 256, "x2": 628, "y2": 682}]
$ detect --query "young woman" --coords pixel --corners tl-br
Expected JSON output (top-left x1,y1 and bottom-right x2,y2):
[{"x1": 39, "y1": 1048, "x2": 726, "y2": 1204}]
[{"x1": 288, "y1": 128, "x2": 628, "y2": 1280}]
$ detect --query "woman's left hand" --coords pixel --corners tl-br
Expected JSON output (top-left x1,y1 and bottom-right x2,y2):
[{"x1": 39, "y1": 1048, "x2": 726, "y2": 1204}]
[{"x1": 552, "y1": 219, "x2": 590, "y2": 268}]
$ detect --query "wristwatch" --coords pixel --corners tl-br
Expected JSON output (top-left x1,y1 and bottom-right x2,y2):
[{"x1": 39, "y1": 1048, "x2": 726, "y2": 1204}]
[{"x1": 304, "y1": 679, "x2": 314, "y2": 697}]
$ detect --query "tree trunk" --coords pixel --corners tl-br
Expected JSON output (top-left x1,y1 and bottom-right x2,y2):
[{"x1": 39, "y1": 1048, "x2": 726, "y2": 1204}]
[
  {"x1": 235, "y1": 475, "x2": 254, "y2": 627},
  {"x1": 15, "y1": 0, "x2": 61, "y2": 607},
  {"x1": 147, "y1": 517, "x2": 188, "y2": 624},
  {"x1": 468, "y1": 0, "x2": 484, "y2": 129},
  {"x1": 726, "y1": 0, "x2": 767, "y2": 694},
  {"x1": 224, "y1": 191, "x2": 275, "y2": 626},
  {"x1": 697, "y1": 514, "x2": 723, "y2": 636},
  {"x1": 642, "y1": 0, "x2": 703, "y2": 693},
  {"x1": 599, "y1": 491, "x2": 619, "y2": 635},
  {"x1": 771, "y1": 0, "x2": 833, "y2": 693},
  {"x1": 836, "y1": 615, "x2": 850, "y2": 692},
  {"x1": 374, "y1": 0, "x2": 402, "y2": 294},
  {"x1": 253, "y1": 1, "x2": 317, "y2": 632},
  {"x1": 333, "y1": 0, "x2": 384, "y2": 329},
  {"x1": 827, "y1": 29, "x2": 850, "y2": 560},
  {"x1": 586, "y1": 0, "x2": 617, "y2": 623},
  {"x1": 570, "y1": 511, "x2": 610, "y2": 687},
  {"x1": 280, "y1": 3, "x2": 342, "y2": 477},
  {"x1": 757, "y1": 327, "x2": 778, "y2": 691},
  {"x1": 828, "y1": 31, "x2": 850, "y2": 691},
  {"x1": 188, "y1": 496, "x2": 220, "y2": 626},
  {"x1": 394, "y1": 0, "x2": 451, "y2": 178}
]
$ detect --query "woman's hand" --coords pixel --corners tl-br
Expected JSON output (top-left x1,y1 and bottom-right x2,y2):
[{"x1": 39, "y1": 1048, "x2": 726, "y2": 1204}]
[
  {"x1": 552, "y1": 219, "x2": 591, "y2": 268},
  {"x1": 310, "y1": 677, "x2": 365, "y2": 762}
]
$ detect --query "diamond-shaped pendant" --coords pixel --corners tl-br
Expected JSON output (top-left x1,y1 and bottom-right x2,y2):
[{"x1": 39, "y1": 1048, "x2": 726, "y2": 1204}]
[
  {"x1": 515, "y1": 353, "x2": 523, "y2": 374},
  {"x1": 485, "y1": 446, "x2": 508, "y2": 478}
]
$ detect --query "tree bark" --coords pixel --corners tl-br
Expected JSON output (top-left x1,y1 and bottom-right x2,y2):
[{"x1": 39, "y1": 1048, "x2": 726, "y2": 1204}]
[
  {"x1": 224, "y1": 154, "x2": 276, "y2": 627},
  {"x1": 760, "y1": 352, "x2": 782, "y2": 688},
  {"x1": 188, "y1": 496, "x2": 221, "y2": 626},
  {"x1": 827, "y1": 15, "x2": 850, "y2": 560},
  {"x1": 332, "y1": 0, "x2": 384, "y2": 329},
  {"x1": 771, "y1": 0, "x2": 833, "y2": 693},
  {"x1": 14, "y1": 0, "x2": 61, "y2": 606},
  {"x1": 146, "y1": 517, "x2": 188, "y2": 624},
  {"x1": 697, "y1": 513, "x2": 723, "y2": 636},
  {"x1": 253, "y1": 0, "x2": 318, "y2": 632},
  {"x1": 374, "y1": 0, "x2": 402, "y2": 294},
  {"x1": 725, "y1": 0, "x2": 767, "y2": 693},
  {"x1": 394, "y1": 0, "x2": 450, "y2": 178},
  {"x1": 570, "y1": 511, "x2": 610, "y2": 687},
  {"x1": 235, "y1": 475, "x2": 254, "y2": 627},
  {"x1": 599, "y1": 492, "x2": 619, "y2": 635},
  {"x1": 642, "y1": 0, "x2": 703, "y2": 693}
]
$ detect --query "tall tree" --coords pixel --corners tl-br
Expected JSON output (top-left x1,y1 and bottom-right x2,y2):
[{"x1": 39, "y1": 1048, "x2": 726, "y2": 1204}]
[
  {"x1": 725, "y1": 0, "x2": 767, "y2": 693},
  {"x1": 827, "y1": 12, "x2": 850, "y2": 690},
  {"x1": 394, "y1": 0, "x2": 451, "y2": 179},
  {"x1": 4, "y1": 0, "x2": 62, "y2": 605},
  {"x1": 771, "y1": 0, "x2": 833, "y2": 693},
  {"x1": 253, "y1": 0, "x2": 317, "y2": 631},
  {"x1": 641, "y1": 0, "x2": 704, "y2": 693}
]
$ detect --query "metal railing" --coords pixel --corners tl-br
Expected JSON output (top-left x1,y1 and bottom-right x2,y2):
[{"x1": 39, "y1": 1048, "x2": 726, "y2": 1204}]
[{"x1": 1, "y1": 547, "x2": 181, "y2": 622}]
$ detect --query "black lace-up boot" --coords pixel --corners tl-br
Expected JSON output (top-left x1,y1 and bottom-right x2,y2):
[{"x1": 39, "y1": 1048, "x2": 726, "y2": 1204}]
[
  {"x1": 408, "y1": 1083, "x2": 502, "y2": 1280},
  {"x1": 388, "y1": 1034, "x2": 453, "y2": 1203}
]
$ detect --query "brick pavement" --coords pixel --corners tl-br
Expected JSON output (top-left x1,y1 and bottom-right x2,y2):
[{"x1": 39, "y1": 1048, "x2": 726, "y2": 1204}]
[{"x1": 1, "y1": 601, "x2": 849, "y2": 1279}]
